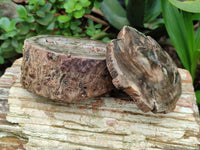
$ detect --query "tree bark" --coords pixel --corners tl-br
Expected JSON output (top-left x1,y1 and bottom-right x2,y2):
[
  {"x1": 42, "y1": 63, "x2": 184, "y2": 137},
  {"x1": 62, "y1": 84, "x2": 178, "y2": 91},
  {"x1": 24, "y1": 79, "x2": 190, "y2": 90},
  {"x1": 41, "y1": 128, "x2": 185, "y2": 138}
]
[{"x1": 0, "y1": 58, "x2": 199, "y2": 149}]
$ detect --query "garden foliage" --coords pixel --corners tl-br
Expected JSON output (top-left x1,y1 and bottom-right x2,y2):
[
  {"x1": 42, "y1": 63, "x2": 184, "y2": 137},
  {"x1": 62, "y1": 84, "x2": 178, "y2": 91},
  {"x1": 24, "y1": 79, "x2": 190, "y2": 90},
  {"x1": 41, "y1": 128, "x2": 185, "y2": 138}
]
[
  {"x1": 161, "y1": 0, "x2": 200, "y2": 103},
  {"x1": 0, "y1": 0, "x2": 106, "y2": 68}
]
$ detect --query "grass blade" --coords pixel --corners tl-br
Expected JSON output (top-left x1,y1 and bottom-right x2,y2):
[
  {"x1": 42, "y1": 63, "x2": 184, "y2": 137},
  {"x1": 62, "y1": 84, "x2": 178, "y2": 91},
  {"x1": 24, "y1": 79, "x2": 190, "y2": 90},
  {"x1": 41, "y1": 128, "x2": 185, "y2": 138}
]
[
  {"x1": 195, "y1": 24, "x2": 200, "y2": 50},
  {"x1": 144, "y1": 0, "x2": 161, "y2": 23},
  {"x1": 161, "y1": 0, "x2": 191, "y2": 71},
  {"x1": 100, "y1": 0, "x2": 130, "y2": 30},
  {"x1": 182, "y1": 11, "x2": 196, "y2": 78},
  {"x1": 126, "y1": 0, "x2": 145, "y2": 27}
]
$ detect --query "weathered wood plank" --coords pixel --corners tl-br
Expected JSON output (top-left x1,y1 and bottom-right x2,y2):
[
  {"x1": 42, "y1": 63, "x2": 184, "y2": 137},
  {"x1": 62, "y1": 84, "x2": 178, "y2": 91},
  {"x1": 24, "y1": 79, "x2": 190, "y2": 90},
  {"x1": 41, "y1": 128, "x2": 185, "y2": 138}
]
[{"x1": 0, "y1": 58, "x2": 200, "y2": 149}]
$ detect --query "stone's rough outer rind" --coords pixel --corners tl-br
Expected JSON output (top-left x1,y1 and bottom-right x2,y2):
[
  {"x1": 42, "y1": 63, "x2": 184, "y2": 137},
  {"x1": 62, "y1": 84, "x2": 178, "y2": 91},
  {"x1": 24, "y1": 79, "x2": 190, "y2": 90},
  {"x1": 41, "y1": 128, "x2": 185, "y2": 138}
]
[
  {"x1": 21, "y1": 35, "x2": 114, "y2": 102},
  {"x1": 106, "y1": 26, "x2": 182, "y2": 113}
]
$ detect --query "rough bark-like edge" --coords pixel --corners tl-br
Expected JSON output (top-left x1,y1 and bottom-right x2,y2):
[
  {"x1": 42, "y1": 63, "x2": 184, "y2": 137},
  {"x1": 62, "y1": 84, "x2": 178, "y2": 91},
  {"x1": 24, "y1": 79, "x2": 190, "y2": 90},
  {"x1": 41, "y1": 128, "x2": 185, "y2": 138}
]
[{"x1": 21, "y1": 35, "x2": 114, "y2": 102}]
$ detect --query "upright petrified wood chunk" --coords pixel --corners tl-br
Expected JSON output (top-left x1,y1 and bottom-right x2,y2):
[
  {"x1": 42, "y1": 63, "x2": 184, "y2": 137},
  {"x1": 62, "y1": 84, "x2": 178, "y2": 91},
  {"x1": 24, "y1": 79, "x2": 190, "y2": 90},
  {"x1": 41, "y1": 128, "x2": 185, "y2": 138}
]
[
  {"x1": 21, "y1": 35, "x2": 114, "y2": 102},
  {"x1": 106, "y1": 26, "x2": 182, "y2": 113}
]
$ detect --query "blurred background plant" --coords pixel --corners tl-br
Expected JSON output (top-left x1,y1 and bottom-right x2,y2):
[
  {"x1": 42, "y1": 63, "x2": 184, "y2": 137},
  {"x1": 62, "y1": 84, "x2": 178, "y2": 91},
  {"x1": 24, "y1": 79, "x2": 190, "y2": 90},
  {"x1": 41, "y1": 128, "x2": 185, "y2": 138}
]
[
  {"x1": 0, "y1": 0, "x2": 200, "y2": 105},
  {"x1": 161, "y1": 0, "x2": 200, "y2": 104},
  {"x1": 0, "y1": 0, "x2": 109, "y2": 75}
]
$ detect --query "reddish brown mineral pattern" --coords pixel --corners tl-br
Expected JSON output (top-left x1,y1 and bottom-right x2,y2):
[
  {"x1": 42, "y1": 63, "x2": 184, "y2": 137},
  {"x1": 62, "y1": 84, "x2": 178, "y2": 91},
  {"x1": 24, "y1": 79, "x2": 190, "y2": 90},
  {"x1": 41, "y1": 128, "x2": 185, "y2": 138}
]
[{"x1": 21, "y1": 35, "x2": 114, "y2": 102}]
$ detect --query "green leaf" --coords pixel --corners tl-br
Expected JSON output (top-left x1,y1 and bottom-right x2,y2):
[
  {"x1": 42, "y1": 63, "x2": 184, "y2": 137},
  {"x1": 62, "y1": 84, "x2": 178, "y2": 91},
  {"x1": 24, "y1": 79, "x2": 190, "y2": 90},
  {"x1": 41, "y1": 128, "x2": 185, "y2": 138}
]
[
  {"x1": 94, "y1": 0, "x2": 100, "y2": 9},
  {"x1": 91, "y1": 31, "x2": 107, "y2": 40},
  {"x1": 39, "y1": 0, "x2": 45, "y2": 5},
  {"x1": 100, "y1": 0, "x2": 130, "y2": 30},
  {"x1": 169, "y1": 0, "x2": 200, "y2": 13},
  {"x1": 144, "y1": 0, "x2": 161, "y2": 22},
  {"x1": 182, "y1": 11, "x2": 196, "y2": 79},
  {"x1": 195, "y1": 90, "x2": 200, "y2": 104},
  {"x1": 11, "y1": 39, "x2": 18, "y2": 48},
  {"x1": 80, "y1": 0, "x2": 91, "y2": 7},
  {"x1": 2, "y1": 51, "x2": 17, "y2": 58},
  {"x1": 16, "y1": 43, "x2": 23, "y2": 53},
  {"x1": 36, "y1": 10, "x2": 45, "y2": 17},
  {"x1": 86, "y1": 29, "x2": 94, "y2": 36},
  {"x1": 194, "y1": 25, "x2": 200, "y2": 67},
  {"x1": 195, "y1": 25, "x2": 200, "y2": 51},
  {"x1": 1, "y1": 40, "x2": 11, "y2": 49},
  {"x1": 47, "y1": 21, "x2": 55, "y2": 30},
  {"x1": 40, "y1": 3, "x2": 52, "y2": 12},
  {"x1": 27, "y1": 0, "x2": 36, "y2": 5},
  {"x1": 1, "y1": 46, "x2": 14, "y2": 52},
  {"x1": 0, "y1": 56, "x2": 4, "y2": 64},
  {"x1": 75, "y1": 3, "x2": 83, "y2": 10},
  {"x1": 126, "y1": 0, "x2": 145, "y2": 27},
  {"x1": 49, "y1": 0, "x2": 56, "y2": 3},
  {"x1": 58, "y1": 15, "x2": 72, "y2": 23},
  {"x1": 161, "y1": 0, "x2": 191, "y2": 71},
  {"x1": 70, "y1": 20, "x2": 81, "y2": 30},
  {"x1": 64, "y1": 1, "x2": 75, "y2": 13},
  {"x1": 102, "y1": 37, "x2": 111, "y2": 43},
  {"x1": 17, "y1": 5, "x2": 27, "y2": 19},
  {"x1": 19, "y1": 23, "x2": 30, "y2": 35},
  {"x1": 5, "y1": 30, "x2": 18, "y2": 37},
  {"x1": 95, "y1": 24, "x2": 102, "y2": 28},
  {"x1": 26, "y1": 15, "x2": 35, "y2": 23},
  {"x1": 36, "y1": 13, "x2": 54, "y2": 25},
  {"x1": 0, "y1": 17, "x2": 10, "y2": 32},
  {"x1": 192, "y1": 13, "x2": 200, "y2": 20},
  {"x1": 74, "y1": 9, "x2": 85, "y2": 18},
  {"x1": 8, "y1": 20, "x2": 17, "y2": 31},
  {"x1": 26, "y1": 32, "x2": 36, "y2": 38},
  {"x1": 144, "y1": 18, "x2": 164, "y2": 30}
]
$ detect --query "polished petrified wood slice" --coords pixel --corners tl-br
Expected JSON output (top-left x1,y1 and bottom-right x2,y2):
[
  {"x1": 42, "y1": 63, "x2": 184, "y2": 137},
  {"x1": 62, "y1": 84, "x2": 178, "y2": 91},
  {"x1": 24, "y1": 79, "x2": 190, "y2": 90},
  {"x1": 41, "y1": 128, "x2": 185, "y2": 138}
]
[
  {"x1": 21, "y1": 35, "x2": 114, "y2": 102},
  {"x1": 106, "y1": 26, "x2": 182, "y2": 113}
]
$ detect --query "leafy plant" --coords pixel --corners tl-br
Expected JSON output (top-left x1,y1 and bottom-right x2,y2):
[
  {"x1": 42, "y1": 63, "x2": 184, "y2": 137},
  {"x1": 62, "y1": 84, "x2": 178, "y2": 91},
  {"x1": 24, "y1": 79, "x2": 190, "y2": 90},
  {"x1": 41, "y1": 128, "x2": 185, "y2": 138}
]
[
  {"x1": 196, "y1": 90, "x2": 200, "y2": 104},
  {"x1": 0, "y1": 17, "x2": 21, "y2": 65},
  {"x1": 0, "y1": 0, "x2": 107, "y2": 75},
  {"x1": 161, "y1": 0, "x2": 200, "y2": 80},
  {"x1": 161, "y1": 0, "x2": 200, "y2": 103},
  {"x1": 100, "y1": 0, "x2": 163, "y2": 33}
]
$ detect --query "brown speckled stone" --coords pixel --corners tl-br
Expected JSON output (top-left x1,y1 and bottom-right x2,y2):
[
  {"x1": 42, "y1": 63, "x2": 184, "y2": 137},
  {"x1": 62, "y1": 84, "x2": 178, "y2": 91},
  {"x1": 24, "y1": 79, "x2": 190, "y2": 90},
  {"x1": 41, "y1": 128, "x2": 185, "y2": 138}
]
[
  {"x1": 21, "y1": 35, "x2": 114, "y2": 102},
  {"x1": 106, "y1": 26, "x2": 182, "y2": 113}
]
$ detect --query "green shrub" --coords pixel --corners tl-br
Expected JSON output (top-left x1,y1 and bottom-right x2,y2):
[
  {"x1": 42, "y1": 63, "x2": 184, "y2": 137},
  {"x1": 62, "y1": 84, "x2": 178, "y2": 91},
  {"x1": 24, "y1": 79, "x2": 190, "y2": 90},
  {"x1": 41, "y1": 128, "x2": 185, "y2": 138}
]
[{"x1": 0, "y1": 0, "x2": 107, "y2": 73}]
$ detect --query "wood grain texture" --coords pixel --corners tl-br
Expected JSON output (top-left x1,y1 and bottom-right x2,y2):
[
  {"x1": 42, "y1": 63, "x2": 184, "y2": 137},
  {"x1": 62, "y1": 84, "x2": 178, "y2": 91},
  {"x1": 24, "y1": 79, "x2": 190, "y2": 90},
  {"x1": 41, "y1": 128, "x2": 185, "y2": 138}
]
[
  {"x1": 0, "y1": 58, "x2": 27, "y2": 150},
  {"x1": 106, "y1": 26, "x2": 182, "y2": 113},
  {"x1": 0, "y1": 58, "x2": 199, "y2": 150},
  {"x1": 21, "y1": 35, "x2": 114, "y2": 102}
]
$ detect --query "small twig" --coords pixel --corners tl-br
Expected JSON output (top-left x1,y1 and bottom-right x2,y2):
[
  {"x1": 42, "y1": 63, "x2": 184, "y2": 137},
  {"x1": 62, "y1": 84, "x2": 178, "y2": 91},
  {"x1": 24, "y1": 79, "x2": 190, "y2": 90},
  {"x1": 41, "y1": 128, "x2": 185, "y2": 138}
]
[
  {"x1": 194, "y1": 22, "x2": 199, "y2": 30},
  {"x1": 83, "y1": 14, "x2": 109, "y2": 26},
  {"x1": 103, "y1": 25, "x2": 110, "y2": 32},
  {"x1": 91, "y1": 8, "x2": 104, "y2": 16}
]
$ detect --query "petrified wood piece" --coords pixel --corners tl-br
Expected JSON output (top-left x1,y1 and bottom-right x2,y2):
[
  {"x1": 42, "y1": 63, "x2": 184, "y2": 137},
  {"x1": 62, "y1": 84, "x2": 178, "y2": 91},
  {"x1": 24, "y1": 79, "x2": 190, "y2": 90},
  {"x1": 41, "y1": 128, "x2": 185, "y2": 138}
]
[
  {"x1": 0, "y1": 58, "x2": 27, "y2": 149},
  {"x1": 1, "y1": 58, "x2": 199, "y2": 149},
  {"x1": 21, "y1": 35, "x2": 114, "y2": 102},
  {"x1": 106, "y1": 26, "x2": 182, "y2": 113}
]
